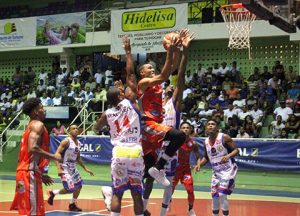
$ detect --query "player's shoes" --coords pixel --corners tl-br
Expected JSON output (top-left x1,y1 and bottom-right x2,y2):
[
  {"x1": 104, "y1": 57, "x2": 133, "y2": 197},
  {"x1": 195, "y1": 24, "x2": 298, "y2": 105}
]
[
  {"x1": 101, "y1": 186, "x2": 112, "y2": 211},
  {"x1": 144, "y1": 209, "x2": 151, "y2": 216},
  {"x1": 47, "y1": 190, "x2": 55, "y2": 205},
  {"x1": 69, "y1": 203, "x2": 82, "y2": 212},
  {"x1": 148, "y1": 167, "x2": 170, "y2": 187},
  {"x1": 188, "y1": 208, "x2": 196, "y2": 216}
]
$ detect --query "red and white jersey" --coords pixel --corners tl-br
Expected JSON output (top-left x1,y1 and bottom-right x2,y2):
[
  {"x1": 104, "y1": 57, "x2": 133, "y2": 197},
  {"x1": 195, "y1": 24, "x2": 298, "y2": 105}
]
[
  {"x1": 178, "y1": 137, "x2": 194, "y2": 166},
  {"x1": 204, "y1": 133, "x2": 237, "y2": 178},
  {"x1": 106, "y1": 99, "x2": 141, "y2": 147},
  {"x1": 137, "y1": 84, "x2": 163, "y2": 123},
  {"x1": 162, "y1": 98, "x2": 180, "y2": 129}
]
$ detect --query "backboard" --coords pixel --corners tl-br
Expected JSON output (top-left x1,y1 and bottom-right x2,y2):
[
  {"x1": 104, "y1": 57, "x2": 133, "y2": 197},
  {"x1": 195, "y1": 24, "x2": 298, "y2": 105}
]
[{"x1": 230, "y1": 0, "x2": 297, "y2": 33}]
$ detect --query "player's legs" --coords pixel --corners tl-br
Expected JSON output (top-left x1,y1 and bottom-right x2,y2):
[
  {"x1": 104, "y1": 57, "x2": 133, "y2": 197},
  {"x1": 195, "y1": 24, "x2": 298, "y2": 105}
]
[
  {"x1": 219, "y1": 193, "x2": 229, "y2": 216},
  {"x1": 143, "y1": 152, "x2": 156, "y2": 214},
  {"x1": 160, "y1": 176, "x2": 174, "y2": 216},
  {"x1": 211, "y1": 175, "x2": 220, "y2": 216},
  {"x1": 111, "y1": 192, "x2": 124, "y2": 215},
  {"x1": 182, "y1": 171, "x2": 196, "y2": 215},
  {"x1": 130, "y1": 190, "x2": 144, "y2": 216}
]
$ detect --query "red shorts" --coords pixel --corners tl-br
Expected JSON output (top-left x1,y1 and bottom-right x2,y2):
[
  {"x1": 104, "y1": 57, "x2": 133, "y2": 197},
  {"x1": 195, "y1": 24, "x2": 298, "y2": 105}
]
[
  {"x1": 10, "y1": 170, "x2": 45, "y2": 216},
  {"x1": 141, "y1": 119, "x2": 172, "y2": 155},
  {"x1": 173, "y1": 165, "x2": 193, "y2": 187}
]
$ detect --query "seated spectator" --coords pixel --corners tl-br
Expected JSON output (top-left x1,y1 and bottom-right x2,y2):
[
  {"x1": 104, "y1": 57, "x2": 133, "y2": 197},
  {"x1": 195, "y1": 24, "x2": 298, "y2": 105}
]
[
  {"x1": 198, "y1": 103, "x2": 213, "y2": 120},
  {"x1": 207, "y1": 92, "x2": 222, "y2": 109},
  {"x1": 71, "y1": 78, "x2": 81, "y2": 92},
  {"x1": 249, "y1": 103, "x2": 264, "y2": 129},
  {"x1": 246, "y1": 92, "x2": 257, "y2": 109},
  {"x1": 269, "y1": 115, "x2": 285, "y2": 138},
  {"x1": 85, "y1": 77, "x2": 97, "y2": 92},
  {"x1": 238, "y1": 105, "x2": 250, "y2": 125},
  {"x1": 236, "y1": 126, "x2": 250, "y2": 138},
  {"x1": 180, "y1": 113, "x2": 192, "y2": 125},
  {"x1": 185, "y1": 70, "x2": 193, "y2": 85},
  {"x1": 212, "y1": 103, "x2": 224, "y2": 119},
  {"x1": 226, "y1": 83, "x2": 239, "y2": 101},
  {"x1": 233, "y1": 93, "x2": 246, "y2": 108},
  {"x1": 80, "y1": 86, "x2": 94, "y2": 103},
  {"x1": 294, "y1": 103, "x2": 300, "y2": 117},
  {"x1": 278, "y1": 128, "x2": 288, "y2": 139},
  {"x1": 191, "y1": 114, "x2": 205, "y2": 136},
  {"x1": 274, "y1": 101, "x2": 293, "y2": 123},
  {"x1": 36, "y1": 79, "x2": 46, "y2": 95},
  {"x1": 51, "y1": 120, "x2": 66, "y2": 136},
  {"x1": 222, "y1": 76, "x2": 232, "y2": 91},
  {"x1": 40, "y1": 92, "x2": 53, "y2": 106},
  {"x1": 224, "y1": 103, "x2": 239, "y2": 124},
  {"x1": 285, "y1": 114, "x2": 300, "y2": 137},
  {"x1": 26, "y1": 88, "x2": 36, "y2": 100},
  {"x1": 52, "y1": 91, "x2": 62, "y2": 106},
  {"x1": 285, "y1": 66, "x2": 297, "y2": 86},
  {"x1": 261, "y1": 65, "x2": 273, "y2": 80},
  {"x1": 61, "y1": 90, "x2": 75, "y2": 106},
  {"x1": 243, "y1": 115, "x2": 257, "y2": 138},
  {"x1": 268, "y1": 75, "x2": 281, "y2": 98},
  {"x1": 225, "y1": 116, "x2": 239, "y2": 138},
  {"x1": 190, "y1": 95, "x2": 207, "y2": 115},
  {"x1": 287, "y1": 82, "x2": 300, "y2": 102},
  {"x1": 94, "y1": 69, "x2": 104, "y2": 85}
]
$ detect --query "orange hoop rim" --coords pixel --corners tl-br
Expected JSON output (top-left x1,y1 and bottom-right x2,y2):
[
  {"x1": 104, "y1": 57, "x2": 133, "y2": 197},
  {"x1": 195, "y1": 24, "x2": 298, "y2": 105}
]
[{"x1": 220, "y1": 3, "x2": 250, "y2": 13}]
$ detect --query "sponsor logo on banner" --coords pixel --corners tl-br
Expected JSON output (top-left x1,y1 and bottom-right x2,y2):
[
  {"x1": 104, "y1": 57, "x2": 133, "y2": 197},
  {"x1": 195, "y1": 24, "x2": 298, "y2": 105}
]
[
  {"x1": 297, "y1": 149, "x2": 300, "y2": 158},
  {"x1": 238, "y1": 148, "x2": 259, "y2": 157},
  {"x1": 122, "y1": 7, "x2": 176, "y2": 31}
]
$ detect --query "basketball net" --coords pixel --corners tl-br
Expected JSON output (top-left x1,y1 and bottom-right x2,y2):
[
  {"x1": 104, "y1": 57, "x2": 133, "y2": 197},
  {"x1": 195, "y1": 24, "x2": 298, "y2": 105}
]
[{"x1": 220, "y1": 4, "x2": 256, "y2": 59}]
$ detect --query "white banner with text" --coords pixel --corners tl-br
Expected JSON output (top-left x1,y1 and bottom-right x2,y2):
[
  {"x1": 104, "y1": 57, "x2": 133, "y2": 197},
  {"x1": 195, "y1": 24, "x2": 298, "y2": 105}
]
[
  {"x1": 111, "y1": 3, "x2": 188, "y2": 54},
  {"x1": 0, "y1": 17, "x2": 36, "y2": 48}
]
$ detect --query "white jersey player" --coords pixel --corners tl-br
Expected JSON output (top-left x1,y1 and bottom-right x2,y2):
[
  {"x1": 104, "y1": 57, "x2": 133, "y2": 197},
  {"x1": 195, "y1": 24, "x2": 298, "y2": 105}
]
[{"x1": 199, "y1": 120, "x2": 239, "y2": 216}]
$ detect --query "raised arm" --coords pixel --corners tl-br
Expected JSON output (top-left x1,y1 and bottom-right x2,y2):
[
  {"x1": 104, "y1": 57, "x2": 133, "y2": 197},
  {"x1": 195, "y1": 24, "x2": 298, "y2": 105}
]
[
  {"x1": 123, "y1": 36, "x2": 137, "y2": 102},
  {"x1": 138, "y1": 35, "x2": 181, "y2": 92},
  {"x1": 173, "y1": 29, "x2": 195, "y2": 111},
  {"x1": 28, "y1": 121, "x2": 60, "y2": 161}
]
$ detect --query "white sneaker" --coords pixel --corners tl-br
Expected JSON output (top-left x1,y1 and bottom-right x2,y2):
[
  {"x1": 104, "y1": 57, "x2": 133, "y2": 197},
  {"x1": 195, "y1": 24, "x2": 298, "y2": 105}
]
[
  {"x1": 188, "y1": 209, "x2": 196, "y2": 216},
  {"x1": 148, "y1": 167, "x2": 170, "y2": 187},
  {"x1": 101, "y1": 186, "x2": 112, "y2": 211}
]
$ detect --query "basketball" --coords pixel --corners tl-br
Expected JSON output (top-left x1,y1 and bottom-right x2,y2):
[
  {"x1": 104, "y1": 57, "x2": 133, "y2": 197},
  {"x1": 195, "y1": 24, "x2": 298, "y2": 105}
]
[{"x1": 163, "y1": 32, "x2": 180, "y2": 50}]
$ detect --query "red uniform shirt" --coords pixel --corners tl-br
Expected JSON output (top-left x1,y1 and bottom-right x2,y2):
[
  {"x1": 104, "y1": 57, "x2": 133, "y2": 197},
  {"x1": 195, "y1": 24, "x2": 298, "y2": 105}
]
[
  {"x1": 138, "y1": 84, "x2": 163, "y2": 123},
  {"x1": 178, "y1": 137, "x2": 194, "y2": 166},
  {"x1": 16, "y1": 121, "x2": 49, "y2": 173}
]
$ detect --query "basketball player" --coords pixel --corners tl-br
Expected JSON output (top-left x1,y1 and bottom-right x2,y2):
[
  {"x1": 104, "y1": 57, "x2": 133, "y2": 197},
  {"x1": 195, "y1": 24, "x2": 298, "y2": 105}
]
[
  {"x1": 147, "y1": 30, "x2": 193, "y2": 216},
  {"x1": 171, "y1": 122, "x2": 201, "y2": 216},
  {"x1": 94, "y1": 36, "x2": 144, "y2": 216},
  {"x1": 10, "y1": 98, "x2": 61, "y2": 216},
  {"x1": 47, "y1": 124, "x2": 94, "y2": 212},
  {"x1": 138, "y1": 29, "x2": 194, "y2": 188},
  {"x1": 199, "y1": 120, "x2": 239, "y2": 216}
]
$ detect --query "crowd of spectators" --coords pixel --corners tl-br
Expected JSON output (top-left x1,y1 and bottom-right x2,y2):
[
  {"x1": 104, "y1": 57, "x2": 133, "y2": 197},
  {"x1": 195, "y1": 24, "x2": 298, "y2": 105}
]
[{"x1": 0, "y1": 57, "x2": 299, "y2": 139}]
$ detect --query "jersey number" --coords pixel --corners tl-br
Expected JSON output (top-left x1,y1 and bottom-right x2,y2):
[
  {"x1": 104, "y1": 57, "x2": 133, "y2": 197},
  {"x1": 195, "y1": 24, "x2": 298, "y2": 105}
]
[{"x1": 114, "y1": 116, "x2": 130, "y2": 133}]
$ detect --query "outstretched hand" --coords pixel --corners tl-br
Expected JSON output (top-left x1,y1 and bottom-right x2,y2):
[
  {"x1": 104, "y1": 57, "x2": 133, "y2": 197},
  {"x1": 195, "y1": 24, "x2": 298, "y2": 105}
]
[
  {"x1": 114, "y1": 80, "x2": 124, "y2": 91},
  {"x1": 180, "y1": 29, "x2": 195, "y2": 49},
  {"x1": 122, "y1": 36, "x2": 131, "y2": 54}
]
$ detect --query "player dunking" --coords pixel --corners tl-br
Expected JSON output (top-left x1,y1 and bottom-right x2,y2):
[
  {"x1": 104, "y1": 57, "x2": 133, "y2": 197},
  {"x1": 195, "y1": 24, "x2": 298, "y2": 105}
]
[
  {"x1": 47, "y1": 124, "x2": 94, "y2": 212},
  {"x1": 94, "y1": 36, "x2": 144, "y2": 216},
  {"x1": 171, "y1": 122, "x2": 200, "y2": 216},
  {"x1": 10, "y1": 98, "x2": 61, "y2": 216},
  {"x1": 199, "y1": 120, "x2": 239, "y2": 216},
  {"x1": 137, "y1": 30, "x2": 194, "y2": 188}
]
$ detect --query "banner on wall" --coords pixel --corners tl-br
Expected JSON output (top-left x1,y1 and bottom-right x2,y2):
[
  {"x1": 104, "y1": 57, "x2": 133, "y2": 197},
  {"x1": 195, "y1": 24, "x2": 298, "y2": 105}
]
[
  {"x1": 36, "y1": 12, "x2": 86, "y2": 46},
  {"x1": 191, "y1": 138, "x2": 300, "y2": 172},
  {"x1": 50, "y1": 135, "x2": 300, "y2": 171},
  {"x1": 0, "y1": 17, "x2": 36, "y2": 48},
  {"x1": 50, "y1": 135, "x2": 113, "y2": 164},
  {"x1": 110, "y1": 4, "x2": 188, "y2": 54}
]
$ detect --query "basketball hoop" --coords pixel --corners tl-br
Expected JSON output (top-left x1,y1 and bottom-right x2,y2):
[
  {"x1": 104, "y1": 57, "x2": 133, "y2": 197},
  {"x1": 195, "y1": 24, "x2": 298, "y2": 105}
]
[{"x1": 220, "y1": 3, "x2": 256, "y2": 59}]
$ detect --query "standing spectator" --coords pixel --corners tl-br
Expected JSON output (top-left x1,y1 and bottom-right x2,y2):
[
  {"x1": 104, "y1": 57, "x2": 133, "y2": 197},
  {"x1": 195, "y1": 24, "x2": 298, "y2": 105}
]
[
  {"x1": 185, "y1": 70, "x2": 193, "y2": 85},
  {"x1": 195, "y1": 63, "x2": 206, "y2": 79},
  {"x1": 39, "y1": 68, "x2": 48, "y2": 84},
  {"x1": 104, "y1": 65, "x2": 114, "y2": 86},
  {"x1": 94, "y1": 69, "x2": 104, "y2": 85}
]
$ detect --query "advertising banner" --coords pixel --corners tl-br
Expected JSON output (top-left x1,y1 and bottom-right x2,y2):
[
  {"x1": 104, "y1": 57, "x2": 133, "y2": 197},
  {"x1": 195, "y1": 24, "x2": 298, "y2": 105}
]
[
  {"x1": 50, "y1": 136, "x2": 300, "y2": 171},
  {"x1": 0, "y1": 17, "x2": 36, "y2": 48},
  {"x1": 36, "y1": 12, "x2": 86, "y2": 46},
  {"x1": 50, "y1": 135, "x2": 112, "y2": 164},
  {"x1": 111, "y1": 4, "x2": 188, "y2": 54}
]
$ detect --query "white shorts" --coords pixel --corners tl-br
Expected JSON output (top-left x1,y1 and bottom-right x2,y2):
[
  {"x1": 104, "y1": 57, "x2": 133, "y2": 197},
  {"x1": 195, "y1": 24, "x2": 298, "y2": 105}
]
[
  {"x1": 211, "y1": 165, "x2": 238, "y2": 197},
  {"x1": 111, "y1": 146, "x2": 144, "y2": 195}
]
